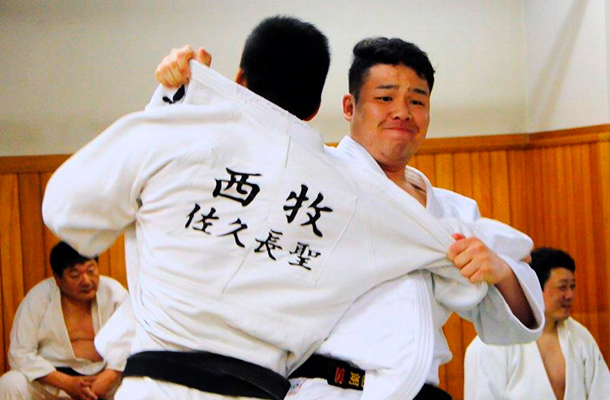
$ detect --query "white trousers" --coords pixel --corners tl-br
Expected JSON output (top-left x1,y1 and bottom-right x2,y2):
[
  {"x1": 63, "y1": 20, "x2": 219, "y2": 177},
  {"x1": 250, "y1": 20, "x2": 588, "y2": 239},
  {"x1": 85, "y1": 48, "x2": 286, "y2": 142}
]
[
  {"x1": 0, "y1": 371, "x2": 70, "y2": 400},
  {"x1": 285, "y1": 378, "x2": 361, "y2": 400},
  {"x1": 115, "y1": 377, "x2": 263, "y2": 400}
]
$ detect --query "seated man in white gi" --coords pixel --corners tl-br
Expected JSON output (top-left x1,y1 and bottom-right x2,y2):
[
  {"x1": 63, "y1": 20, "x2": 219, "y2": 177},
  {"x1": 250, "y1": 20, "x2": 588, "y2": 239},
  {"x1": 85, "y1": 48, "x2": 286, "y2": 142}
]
[
  {"x1": 151, "y1": 38, "x2": 544, "y2": 400},
  {"x1": 464, "y1": 247, "x2": 610, "y2": 400},
  {"x1": 42, "y1": 16, "x2": 530, "y2": 400},
  {"x1": 0, "y1": 242, "x2": 128, "y2": 400}
]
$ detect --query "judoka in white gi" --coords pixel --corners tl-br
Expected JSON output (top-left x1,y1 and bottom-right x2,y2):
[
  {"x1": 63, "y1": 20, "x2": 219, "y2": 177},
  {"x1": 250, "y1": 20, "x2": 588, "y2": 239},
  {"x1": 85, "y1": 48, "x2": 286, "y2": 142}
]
[
  {"x1": 42, "y1": 18, "x2": 512, "y2": 400},
  {"x1": 149, "y1": 37, "x2": 545, "y2": 400},
  {"x1": 43, "y1": 18, "x2": 487, "y2": 399},
  {"x1": 465, "y1": 247, "x2": 610, "y2": 400},
  {"x1": 0, "y1": 242, "x2": 127, "y2": 400}
]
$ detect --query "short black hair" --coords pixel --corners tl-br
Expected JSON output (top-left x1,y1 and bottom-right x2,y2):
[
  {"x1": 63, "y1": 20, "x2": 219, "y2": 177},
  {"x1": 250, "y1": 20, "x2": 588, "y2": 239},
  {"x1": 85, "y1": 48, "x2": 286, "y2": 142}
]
[
  {"x1": 529, "y1": 247, "x2": 576, "y2": 288},
  {"x1": 239, "y1": 15, "x2": 330, "y2": 120},
  {"x1": 348, "y1": 37, "x2": 435, "y2": 102},
  {"x1": 50, "y1": 241, "x2": 97, "y2": 277}
]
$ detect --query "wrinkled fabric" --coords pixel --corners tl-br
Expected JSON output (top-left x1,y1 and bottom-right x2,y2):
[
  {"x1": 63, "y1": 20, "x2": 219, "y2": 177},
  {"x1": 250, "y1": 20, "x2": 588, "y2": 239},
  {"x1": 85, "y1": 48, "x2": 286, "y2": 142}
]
[
  {"x1": 7, "y1": 277, "x2": 127, "y2": 380},
  {"x1": 465, "y1": 318, "x2": 610, "y2": 400},
  {"x1": 43, "y1": 63, "x2": 479, "y2": 392}
]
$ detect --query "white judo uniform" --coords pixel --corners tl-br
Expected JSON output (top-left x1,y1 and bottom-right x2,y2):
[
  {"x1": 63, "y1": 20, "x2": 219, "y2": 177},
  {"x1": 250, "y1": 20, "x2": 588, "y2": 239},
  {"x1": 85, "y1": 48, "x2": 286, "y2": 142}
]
[
  {"x1": 464, "y1": 317, "x2": 610, "y2": 400},
  {"x1": 0, "y1": 276, "x2": 127, "y2": 399},
  {"x1": 284, "y1": 137, "x2": 544, "y2": 400},
  {"x1": 43, "y1": 63, "x2": 495, "y2": 400}
]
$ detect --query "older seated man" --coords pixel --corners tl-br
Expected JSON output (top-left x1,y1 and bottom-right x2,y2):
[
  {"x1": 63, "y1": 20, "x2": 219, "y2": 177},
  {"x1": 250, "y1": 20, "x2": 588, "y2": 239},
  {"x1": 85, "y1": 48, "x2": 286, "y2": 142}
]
[
  {"x1": 464, "y1": 247, "x2": 610, "y2": 400},
  {"x1": 0, "y1": 242, "x2": 128, "y2": 400}
]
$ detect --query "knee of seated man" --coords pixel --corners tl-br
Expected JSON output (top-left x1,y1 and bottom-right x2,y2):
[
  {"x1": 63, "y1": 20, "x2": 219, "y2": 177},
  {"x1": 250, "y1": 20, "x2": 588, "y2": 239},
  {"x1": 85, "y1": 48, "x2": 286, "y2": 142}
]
[{"x1": 0, "y1": 370, "x2": 30, "y2": 396}]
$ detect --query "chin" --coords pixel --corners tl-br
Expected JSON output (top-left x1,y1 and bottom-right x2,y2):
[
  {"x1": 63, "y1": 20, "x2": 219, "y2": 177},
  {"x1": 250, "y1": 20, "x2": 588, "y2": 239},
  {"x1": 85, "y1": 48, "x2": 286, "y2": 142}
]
[
  {"x1": 556, "y1": 312, "x2": 571, "y2": 322},
  {"x1": 79, "y1": 291, "x2": 97, "y2": 300}
]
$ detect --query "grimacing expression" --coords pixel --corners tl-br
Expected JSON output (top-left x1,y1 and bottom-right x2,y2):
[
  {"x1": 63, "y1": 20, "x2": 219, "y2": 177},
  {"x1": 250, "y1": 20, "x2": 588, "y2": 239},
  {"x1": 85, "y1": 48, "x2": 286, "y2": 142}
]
[
  {"x1": 543, "y1": 267, "x2": 576, "y2": 323},
  {"x1": 343, "y1": 63, "x2": 430, "y2": 171},
  {"x1": 54, "y1": 259, "x2": 100, "y2": 303}
]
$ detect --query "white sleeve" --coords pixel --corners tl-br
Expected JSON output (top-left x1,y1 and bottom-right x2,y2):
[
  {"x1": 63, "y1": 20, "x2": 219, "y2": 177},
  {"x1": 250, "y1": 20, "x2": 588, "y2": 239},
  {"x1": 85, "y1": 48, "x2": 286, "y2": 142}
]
[
  {"x1": 463, "y1": 337, "x2": 508, "y2": 400},
  {"x1": 95, "y1": 299, "x2": 136, "y2": 372},
  {"x1": 582, "y1": 327, "x2": 610, "y2": 398},
  {"x1": 433, "y1": 189, "x2": 545, "y2": 343},
  {"x1": 42, "y1": 112, "x2": 164, "y2": 257},
  {"x1": 458, "y1": 256, "x2": 544, "y2": 344},
  {"x1": 8, "y1": 290, "x2": 56, "y2": 381}
]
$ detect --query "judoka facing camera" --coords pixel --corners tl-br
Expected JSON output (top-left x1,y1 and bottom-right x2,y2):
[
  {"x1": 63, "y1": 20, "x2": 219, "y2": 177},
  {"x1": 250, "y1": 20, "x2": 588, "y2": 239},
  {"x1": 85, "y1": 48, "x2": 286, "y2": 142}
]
[
  {"x1": 465, "y1": 247, "x2": 610, "y2": 400},
  {"x1": 0, "y1": 242, "x2": 128, "y2": 400}
]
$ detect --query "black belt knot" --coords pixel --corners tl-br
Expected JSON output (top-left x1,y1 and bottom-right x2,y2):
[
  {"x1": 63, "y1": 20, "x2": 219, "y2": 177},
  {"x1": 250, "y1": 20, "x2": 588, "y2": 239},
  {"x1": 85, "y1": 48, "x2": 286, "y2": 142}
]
[{"x1": 289, "y1": 354, "x2": 365, "y2": 391}]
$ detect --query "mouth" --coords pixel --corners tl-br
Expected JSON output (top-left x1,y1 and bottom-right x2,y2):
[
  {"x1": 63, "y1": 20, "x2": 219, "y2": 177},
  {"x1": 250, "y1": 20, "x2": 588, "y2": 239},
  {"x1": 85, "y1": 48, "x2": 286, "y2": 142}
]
[{"x1": 383, "y1": 123, "x2": 419, "y2": 134}]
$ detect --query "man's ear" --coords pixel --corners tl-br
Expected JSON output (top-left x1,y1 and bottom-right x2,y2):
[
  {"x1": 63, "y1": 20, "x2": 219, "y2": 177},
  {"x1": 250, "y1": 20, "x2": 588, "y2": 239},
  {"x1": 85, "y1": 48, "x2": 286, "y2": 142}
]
[
  {"x1": 234, "y1": 68, "x2": 247, "y2": 87},
  {"x1": 303, "y1": 102, "x2": 321, "y2": 121},
  {"x1": 342, "y1": 94, "x2": 355, "y2": 121}
]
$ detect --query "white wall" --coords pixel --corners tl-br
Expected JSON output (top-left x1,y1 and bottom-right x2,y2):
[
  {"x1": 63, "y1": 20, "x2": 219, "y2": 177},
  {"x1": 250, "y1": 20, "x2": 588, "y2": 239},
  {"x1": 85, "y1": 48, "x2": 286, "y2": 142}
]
[
  {"x1": 0, "y1": 0, "x2": 553, "y2": 156},
  {"x1": 524, "y1": 0, "x2": 610, "y2": 132}
]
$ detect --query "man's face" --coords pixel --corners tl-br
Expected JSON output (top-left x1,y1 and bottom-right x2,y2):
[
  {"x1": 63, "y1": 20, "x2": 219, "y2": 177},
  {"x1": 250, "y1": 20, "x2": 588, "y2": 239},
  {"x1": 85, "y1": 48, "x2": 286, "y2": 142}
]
[
  {"x1": 543, "y1": 267, "x2": 576, "y2": 324},
  {"x1": 54, "y1": 259, "x2": 100, "y2": 303},
  {"x1": 343, "y1": 63, "x2": 430, "y2": 171}
]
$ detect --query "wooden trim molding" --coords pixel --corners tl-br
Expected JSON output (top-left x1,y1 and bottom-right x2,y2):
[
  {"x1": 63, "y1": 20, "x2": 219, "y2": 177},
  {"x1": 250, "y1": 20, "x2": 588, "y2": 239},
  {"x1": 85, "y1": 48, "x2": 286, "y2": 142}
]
[
  {"x1": 0, "y1": 154, "x2": 70, "y2": 174},
  {"x1": 418, "y1": 124, "x2": 610, "y2": 154},
  {"x1": 417, "y1": 133, "x2": 530, "y2": 154},
  {"x1": 1, "y1": 125, "x2": 608, "y2": 173}
]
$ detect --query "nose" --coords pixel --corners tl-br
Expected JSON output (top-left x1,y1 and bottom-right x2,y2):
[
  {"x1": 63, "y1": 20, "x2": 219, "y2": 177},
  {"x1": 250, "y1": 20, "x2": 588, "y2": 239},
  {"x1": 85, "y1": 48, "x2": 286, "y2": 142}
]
[
  {"x1": 392, "y1": 99, "x2": 412, "y2": 120},
  {"x1": 80, "y1": 273, "x2": 92, "y2": 286},
  {"x1": 565, "y1": 287, "x2": 575, "y2": 301}
]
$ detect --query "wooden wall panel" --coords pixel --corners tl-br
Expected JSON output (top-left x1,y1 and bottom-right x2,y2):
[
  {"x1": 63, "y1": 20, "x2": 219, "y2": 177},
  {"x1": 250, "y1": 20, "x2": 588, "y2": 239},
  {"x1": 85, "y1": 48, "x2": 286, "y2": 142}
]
[
  {"x1": 452, "y1": 152, "x2": 478, "y2": 354},
  {"x1": 574, "y1": 145, "x2": 594, "y2": 331},
  {"x1": 108, "y1": 236, "x2": 128, "y2": 289},
  {"x1": 527, "y1": 148, "x2": 544, "y2": 244},
  {"x1": 433, "y1": 153, "x2": 464, "y2": 396},
  {"x1": 470, "y1": 152, "x2": 492, "y2": 217},
  {"x1": 412, "y1": 154, "x2": 436, "y2": 186},
  {"x1": 507, "y1": 150, "x2": 528, "y2": 233},
  {"x1": 590, "y1": 141, "x2": 610, "y2": 350},
  {"x1": 17, "y1": 174, "x2": 46, "y2": 292},
  {"x1": 0, "y1": 125, "x2": 609, "y2": 400},
  {"x1": 0, "y1": 175, "x2": 25, "y2": 371},
  {"x1": 489, "y1": 150, "x2": 511, "y2": 224},
  {"x1": 40, "y1": 172, "x2": 59, "y2": 278}
]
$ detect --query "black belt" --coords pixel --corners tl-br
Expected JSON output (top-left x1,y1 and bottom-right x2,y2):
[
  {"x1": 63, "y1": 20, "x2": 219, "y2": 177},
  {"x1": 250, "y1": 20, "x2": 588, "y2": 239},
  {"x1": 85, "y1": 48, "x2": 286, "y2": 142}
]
[
  {"x1": 123, "y1": 351, "x2": 290, "y2": 400},
  {"x1": 289, "y1": 354, "x2": 452, "y2": 399},
  {"x1": 289, "y1": 354, "x2": 365, "y2": 391},
  {"x1": 56, "y1": 367, "x2": 84, "y2": 377},
  {"x1": 414, "y1": 383, "x2": 452, "y2": 400}
]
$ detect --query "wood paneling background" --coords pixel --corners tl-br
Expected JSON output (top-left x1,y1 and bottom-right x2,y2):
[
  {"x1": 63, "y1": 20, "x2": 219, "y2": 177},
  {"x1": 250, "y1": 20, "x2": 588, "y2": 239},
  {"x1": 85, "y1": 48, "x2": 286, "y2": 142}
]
[
  {"x1": 0, "y1": 124, "x2": 609, "y2": 399},
  {"x1": 410, "y1": 124, "x2": 610, "y2": 398}
]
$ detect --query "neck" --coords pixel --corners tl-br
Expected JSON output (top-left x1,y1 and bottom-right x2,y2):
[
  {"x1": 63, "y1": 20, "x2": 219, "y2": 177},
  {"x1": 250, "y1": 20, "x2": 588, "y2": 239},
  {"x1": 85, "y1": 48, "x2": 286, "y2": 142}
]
[
  {"x1": 382, "y1": 165, "x2": 408, "y2": 186},
  {"x1": 543, "y1": 318, "x2": 560, "y2": 335},
  {"x1": 61, "y1": 295, "x2": 92, "y2": 310}
]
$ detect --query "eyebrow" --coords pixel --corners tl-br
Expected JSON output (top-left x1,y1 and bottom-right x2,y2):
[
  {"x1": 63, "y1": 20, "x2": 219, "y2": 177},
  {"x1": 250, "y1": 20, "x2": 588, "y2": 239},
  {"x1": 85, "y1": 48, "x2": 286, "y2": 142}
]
[{"x1": 375, "y1": 84, "x2": 429, "y2": 96}]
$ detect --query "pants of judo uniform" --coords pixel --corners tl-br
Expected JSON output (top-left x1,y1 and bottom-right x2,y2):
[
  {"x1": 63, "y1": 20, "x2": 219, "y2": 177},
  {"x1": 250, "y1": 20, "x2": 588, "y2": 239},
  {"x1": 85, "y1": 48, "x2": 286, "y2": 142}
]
[
  {"x1": 0, "y1": 370, "x2": 66, "y2": 400},
  {"x1": 117, "y1": 377, "x2": 264, "y2": 400},
  {"x1": 286, "y1": 378, "x2": 358, "y2": 400},
  {"x1": 0, "y1": 370, "x2": 118, "y2": 400}
]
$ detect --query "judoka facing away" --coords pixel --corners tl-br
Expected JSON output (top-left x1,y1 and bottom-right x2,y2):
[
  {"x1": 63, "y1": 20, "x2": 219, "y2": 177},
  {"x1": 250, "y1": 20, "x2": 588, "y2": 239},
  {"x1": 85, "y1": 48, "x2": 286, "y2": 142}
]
[
  {"x1": 465, "y1": 247, "x2": 610, "y2": 400},
  {"x1": 150, "y1": 37, "x2": 544, "y2": 399},
  {"x1": 43, "y1": 16, "x2": 515, "y2": 400},
  {"x1": 0, "y1": 242, "x2": 127, "y2": 400}
]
